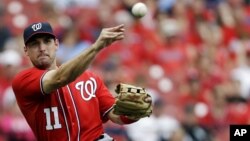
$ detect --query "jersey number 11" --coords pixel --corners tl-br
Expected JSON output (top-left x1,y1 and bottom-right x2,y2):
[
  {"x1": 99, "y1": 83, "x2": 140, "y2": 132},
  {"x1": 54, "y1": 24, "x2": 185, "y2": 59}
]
[{"x1": 44, "y1": 107, "x2": 62, "y2": 130}]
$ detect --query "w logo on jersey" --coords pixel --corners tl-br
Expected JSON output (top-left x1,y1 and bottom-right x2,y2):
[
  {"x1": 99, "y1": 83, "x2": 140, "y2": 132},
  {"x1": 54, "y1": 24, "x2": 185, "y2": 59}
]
[
  {"x1": 75, "y1": 77, "x2": 97, "y2": 101},
  {"x1": 31, "y1": 23, "x2": 42, "y2": 31}
]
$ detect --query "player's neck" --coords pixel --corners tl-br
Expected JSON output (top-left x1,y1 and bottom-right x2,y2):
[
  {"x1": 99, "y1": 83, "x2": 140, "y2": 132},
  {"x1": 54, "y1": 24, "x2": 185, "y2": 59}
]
[{"x1": 47, "y1": 62, "x2": 58, "y2": 70}]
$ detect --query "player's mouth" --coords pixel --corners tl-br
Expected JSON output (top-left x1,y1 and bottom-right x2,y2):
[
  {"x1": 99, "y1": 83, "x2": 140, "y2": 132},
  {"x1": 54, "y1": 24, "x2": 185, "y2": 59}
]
[{"x1": 38, "y1": 54, "x2": 49, "y2": 59}]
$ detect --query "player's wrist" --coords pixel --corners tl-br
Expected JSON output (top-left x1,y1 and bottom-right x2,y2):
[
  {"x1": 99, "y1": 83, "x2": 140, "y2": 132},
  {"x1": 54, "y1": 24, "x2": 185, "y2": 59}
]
[
  {"x1": 92, "y1": 42, "x2": 101, "y2": 52},
  {"x1": 92, "y1": 39, "x2": 106, "y2": 52},
  {"x1": 120, "y1": 115, "x2": 138, "y2": 124}
]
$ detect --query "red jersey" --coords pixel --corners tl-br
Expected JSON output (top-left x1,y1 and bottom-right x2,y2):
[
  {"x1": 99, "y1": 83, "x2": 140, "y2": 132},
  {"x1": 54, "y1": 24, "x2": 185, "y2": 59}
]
[{"x1": 12, "y1": 67, "x2": 115, "y2": 141}]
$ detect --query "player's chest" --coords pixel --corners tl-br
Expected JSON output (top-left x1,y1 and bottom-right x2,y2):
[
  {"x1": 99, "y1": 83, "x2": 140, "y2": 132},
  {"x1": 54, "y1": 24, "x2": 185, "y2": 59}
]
[
  {"x1": 43, "y1": 76, "x2": 100, "y2": 111},
  {"x1": 63, "y1": 76, "x2": 98, "y2": 102}
]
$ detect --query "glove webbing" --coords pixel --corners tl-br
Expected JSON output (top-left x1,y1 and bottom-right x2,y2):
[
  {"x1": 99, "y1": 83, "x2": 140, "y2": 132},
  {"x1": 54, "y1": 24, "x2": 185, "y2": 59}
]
[{"x1": 120, "y1": 87, "x2": 145, "y2": 94}]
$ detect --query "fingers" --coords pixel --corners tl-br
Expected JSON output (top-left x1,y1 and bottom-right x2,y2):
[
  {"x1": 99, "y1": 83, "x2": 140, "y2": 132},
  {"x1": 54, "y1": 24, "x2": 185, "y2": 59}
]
[
  {"x1": 103, "y1": 32, "x2": 124, "y2": 46},
  {"x1": 104, "y1": 31, "x2": 124, "y2": 40},
  {"x1": 102, "y1": 30, "x2": 124, "y2": 46},
  {"x1": 107, "y1": 24, "x2": 125, "y2": 32},
  {"x1": 145, "y1": 95, "x2": 152, "y2": 103},
  {"x1": 94, "y1": 24, "x2": 125, "y2": 50}
]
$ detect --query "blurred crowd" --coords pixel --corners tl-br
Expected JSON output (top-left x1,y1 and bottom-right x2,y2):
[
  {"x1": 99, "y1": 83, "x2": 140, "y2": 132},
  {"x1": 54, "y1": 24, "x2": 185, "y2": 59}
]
[{"x1": 1, "y1": 0, "x2": 250, "y2": 141}]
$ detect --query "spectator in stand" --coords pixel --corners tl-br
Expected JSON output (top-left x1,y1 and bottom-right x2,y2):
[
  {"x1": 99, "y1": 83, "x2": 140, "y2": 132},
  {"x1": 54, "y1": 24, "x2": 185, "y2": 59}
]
[
  {"x1": 0, "y1": 6, "x2": 11, "y2": 52},
  {"x1": 126, "y1": 98, "x2": 180, "y2": 141},
  {"x1": 0, "y1": 50, "x2": 23, "y2": 107},
  {"x1": 151, "y1": 18, "x2": 188, "y2": 79},
  {"x1": 0, "y1": 87, "x2": 36, "y2": 141},
  {"x1": 56, "y1": 24, "x2": 91, "y2": 64},
  {"x1": 181, "y1": 104, "x2": 212, "y2": 141},
  {"x1": 231, "y1": 46, "x2": 250, "y2": 99},
  {"x1": 0, "y1": 49, "x2": 34, "y2": 141}
]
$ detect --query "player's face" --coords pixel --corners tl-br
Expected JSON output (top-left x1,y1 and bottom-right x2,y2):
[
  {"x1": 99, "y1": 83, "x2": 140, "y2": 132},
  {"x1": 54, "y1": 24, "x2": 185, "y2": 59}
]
[{"x1": 24, "y1": 34, "x2": 59, "y2": 69}]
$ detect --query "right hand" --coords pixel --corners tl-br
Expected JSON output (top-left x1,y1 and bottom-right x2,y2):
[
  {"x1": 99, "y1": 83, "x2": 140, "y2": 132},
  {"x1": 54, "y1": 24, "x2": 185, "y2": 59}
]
[{"x1": 94, "y1": 24, "x2": 125, "y2": 51}]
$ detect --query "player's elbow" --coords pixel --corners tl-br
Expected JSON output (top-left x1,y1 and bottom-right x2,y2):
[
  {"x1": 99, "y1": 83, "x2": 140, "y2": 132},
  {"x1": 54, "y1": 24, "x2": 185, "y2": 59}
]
[
  {"x1": 54, "y1": 76, "x2": 69, "y2": 87},
  {"x1": 43, "y1": 70, "x2": 73, "y2": 93}
]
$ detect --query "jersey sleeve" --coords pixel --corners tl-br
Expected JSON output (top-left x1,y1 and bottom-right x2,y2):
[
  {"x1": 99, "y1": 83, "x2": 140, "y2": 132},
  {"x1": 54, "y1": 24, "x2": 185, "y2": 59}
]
[
  {"x1": 12, "y1": 68, "x2": 47, "y2": 100},
  {"x1": 93, "y1": 73, "x2": 115, "y2": 122}
]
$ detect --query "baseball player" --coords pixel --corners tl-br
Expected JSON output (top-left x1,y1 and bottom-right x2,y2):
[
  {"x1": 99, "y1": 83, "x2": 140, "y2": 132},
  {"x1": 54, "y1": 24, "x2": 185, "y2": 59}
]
[{"x1": 12, "y1": 22, "x2": 148, "y2": 141}]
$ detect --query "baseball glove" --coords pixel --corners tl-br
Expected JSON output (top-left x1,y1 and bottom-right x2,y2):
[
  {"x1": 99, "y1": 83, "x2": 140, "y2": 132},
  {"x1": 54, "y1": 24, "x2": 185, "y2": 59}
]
[{"x1": 113, "y1": 83, "x2": 153, "y2": 119}]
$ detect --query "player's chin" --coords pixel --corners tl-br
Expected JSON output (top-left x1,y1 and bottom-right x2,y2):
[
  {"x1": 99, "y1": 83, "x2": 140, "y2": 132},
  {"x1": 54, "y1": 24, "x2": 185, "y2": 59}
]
[{"x1": 36, "y1": 60, "x2": 51, "y2": 69}]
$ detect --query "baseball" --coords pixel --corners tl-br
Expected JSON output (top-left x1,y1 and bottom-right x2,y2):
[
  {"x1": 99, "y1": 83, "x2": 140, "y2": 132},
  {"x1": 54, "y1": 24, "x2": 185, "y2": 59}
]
[{"x1": 131, "y1": 2, "x2": 148, "y2": 18}]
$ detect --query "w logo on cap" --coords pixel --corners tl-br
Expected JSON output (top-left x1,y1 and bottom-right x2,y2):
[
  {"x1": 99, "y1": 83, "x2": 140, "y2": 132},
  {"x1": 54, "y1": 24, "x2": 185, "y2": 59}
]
[
  {"x1": 31, "y1": 23, "x2": 42, "y2": 31},
  {"x1": 23, "y1": 22, "x2": 55, "y2": 44}
]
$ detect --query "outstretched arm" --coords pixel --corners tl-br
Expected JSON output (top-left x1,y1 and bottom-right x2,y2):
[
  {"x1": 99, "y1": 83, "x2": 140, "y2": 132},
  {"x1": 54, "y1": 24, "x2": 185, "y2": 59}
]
[{"x1": 43, "y1": 24, "x2": 125, "y2": 93}]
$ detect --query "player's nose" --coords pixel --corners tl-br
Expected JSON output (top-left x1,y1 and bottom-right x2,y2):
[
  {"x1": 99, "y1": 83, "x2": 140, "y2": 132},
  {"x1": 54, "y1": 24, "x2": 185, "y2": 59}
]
[{"x1": 38, "y1": 42, "x2": 47, "y2": 51}]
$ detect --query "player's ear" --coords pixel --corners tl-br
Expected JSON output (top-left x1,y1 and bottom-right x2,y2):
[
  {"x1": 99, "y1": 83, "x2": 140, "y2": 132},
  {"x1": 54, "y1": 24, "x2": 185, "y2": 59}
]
[
  {"x1": 24, "y1": 46, "x2": 29, "y2": 56},
  {"x1": 55, "y1": 38, "x2": 59, "y2": 50}
]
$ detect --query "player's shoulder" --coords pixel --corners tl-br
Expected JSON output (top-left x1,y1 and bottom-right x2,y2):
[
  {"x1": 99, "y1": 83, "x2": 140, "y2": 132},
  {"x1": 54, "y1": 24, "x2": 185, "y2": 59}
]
[
  {"x1": 12, "y1": 67, "x2": 45, "y2": 84},
  {"x1": 14, "y1": 67, "x2": 38, "y2": 78},
  {"x1": 82, "y1": 70, "x2": 99, "y2": 77}
]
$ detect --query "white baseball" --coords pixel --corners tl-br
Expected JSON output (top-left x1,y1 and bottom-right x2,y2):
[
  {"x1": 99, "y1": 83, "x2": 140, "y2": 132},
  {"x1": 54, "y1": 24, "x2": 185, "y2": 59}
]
[{"x1": 131, "y1": 2, "x2": 148, "y2": 18}]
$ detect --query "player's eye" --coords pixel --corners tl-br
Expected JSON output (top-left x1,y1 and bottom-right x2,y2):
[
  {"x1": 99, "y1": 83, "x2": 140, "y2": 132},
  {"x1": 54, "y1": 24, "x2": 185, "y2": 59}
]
[
  {"x1": 44, "y1": 38, "x2": 52, "y2": 44},
  {"x1": 28, "y1": 41, "x2": 39, "y2": 47}
]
